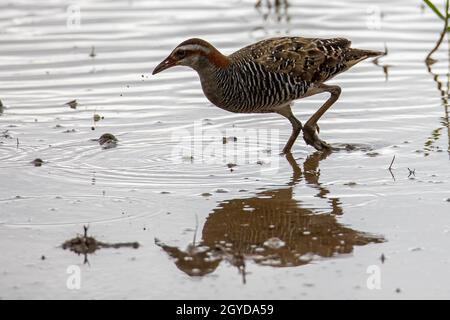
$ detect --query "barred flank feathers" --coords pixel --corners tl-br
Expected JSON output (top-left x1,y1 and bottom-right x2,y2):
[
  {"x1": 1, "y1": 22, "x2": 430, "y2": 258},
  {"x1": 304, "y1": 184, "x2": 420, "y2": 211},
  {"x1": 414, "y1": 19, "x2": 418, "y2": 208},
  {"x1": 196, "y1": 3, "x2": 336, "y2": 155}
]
[{"x1": 199, "y1": 37, "x2": 381, "y2": 113}]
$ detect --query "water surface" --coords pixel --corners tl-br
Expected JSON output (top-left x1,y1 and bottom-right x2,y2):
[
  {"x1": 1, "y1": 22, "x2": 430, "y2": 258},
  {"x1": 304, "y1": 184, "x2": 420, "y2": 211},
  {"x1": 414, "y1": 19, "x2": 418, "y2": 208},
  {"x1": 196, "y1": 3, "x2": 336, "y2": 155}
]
[{"x1": 0, "y1": 0, "x2": 449, "y2": 299}]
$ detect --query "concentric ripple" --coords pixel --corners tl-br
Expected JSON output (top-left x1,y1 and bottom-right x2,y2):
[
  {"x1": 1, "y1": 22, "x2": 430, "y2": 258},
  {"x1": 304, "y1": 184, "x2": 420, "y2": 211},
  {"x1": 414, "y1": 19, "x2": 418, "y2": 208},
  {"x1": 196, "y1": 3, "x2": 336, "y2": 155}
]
[{"x1": 0, "y1": 194, "x2": 162, "y2": 226}]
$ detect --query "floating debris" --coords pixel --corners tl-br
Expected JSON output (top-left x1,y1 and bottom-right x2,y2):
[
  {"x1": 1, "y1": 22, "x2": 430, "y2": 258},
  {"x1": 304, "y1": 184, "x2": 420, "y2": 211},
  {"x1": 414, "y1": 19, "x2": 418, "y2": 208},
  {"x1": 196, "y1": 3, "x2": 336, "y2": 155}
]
[
  {"x1": 0, "y1": 99, "x2": 3, "y2": 114},
  {"x1": 31, "y1": 158, "x2": 44, "y2": 167},
  {"x1": 222, "y1": 136, "x2": 238, "y2": 144},
  {"x1": 380, "y1": 253, "x2": 386, "y2": 264},
  {"x1": 227, "y1": 163, "x2": 237, "y2": 169},
  {"x1": 93, "y1": 114, "x2": 103, "y2": 122},
  {"x1": 62, "y1": 226, "x2": 139, "y2": 264},
  {"x1": 65, "y1": 100, "x2": 78, "y2": 109},
  {"x1": 98, "y1": 133, "x2": 118, "y2": 149}
]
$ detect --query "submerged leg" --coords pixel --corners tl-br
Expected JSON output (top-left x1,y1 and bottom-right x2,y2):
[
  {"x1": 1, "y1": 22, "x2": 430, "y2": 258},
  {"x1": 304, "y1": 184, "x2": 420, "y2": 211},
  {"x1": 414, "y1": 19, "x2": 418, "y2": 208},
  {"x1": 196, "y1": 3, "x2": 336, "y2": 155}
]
[
  {"x1": 303, "y1": 84, "x2": 341, "y2": 151},
  {"x1": 276, "y1": 105, "x2": 302, "y2": 154}
]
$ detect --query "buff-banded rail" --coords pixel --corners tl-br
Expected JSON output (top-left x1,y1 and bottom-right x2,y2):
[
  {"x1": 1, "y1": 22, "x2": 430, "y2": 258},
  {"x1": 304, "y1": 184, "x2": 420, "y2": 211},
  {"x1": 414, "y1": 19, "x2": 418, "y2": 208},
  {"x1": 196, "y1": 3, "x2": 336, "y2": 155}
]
[{"x1": 153, "y1": 37, "x2": 382, "y2": 154}]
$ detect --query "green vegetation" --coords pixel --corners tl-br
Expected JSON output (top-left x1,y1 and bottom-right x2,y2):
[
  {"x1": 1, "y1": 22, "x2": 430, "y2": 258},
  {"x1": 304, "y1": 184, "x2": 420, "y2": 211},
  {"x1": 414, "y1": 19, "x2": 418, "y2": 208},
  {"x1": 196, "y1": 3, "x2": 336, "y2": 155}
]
[{"x1": 423, "y1": 0, "x2": 449, "y2": 62}]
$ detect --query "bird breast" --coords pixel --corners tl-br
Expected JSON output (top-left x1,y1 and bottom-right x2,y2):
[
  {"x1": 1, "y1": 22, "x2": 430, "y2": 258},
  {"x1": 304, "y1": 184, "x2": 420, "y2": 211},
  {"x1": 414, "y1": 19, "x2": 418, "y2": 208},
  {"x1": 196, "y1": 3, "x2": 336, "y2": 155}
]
[{"x1": 199, "y1": 62, "x2": 310, "y2": 113}]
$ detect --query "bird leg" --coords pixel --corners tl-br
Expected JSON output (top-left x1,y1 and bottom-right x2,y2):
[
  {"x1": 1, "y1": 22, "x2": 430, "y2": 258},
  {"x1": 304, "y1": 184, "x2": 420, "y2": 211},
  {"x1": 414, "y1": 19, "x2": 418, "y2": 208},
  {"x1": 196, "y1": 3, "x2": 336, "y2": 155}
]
[
  {"x1": 277, "y1": 105, "x2": 302, "y2": 154},
  {"x1": 303, "y1": 84, "x2": 341, "y2": 151}
]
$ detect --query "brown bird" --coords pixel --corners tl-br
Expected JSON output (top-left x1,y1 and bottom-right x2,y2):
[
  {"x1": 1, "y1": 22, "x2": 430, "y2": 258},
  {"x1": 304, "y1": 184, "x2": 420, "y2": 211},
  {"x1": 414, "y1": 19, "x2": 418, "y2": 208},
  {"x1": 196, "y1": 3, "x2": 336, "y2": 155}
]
[{"x1": 153, "y1": 37, "x2": 382, "y2": 153}]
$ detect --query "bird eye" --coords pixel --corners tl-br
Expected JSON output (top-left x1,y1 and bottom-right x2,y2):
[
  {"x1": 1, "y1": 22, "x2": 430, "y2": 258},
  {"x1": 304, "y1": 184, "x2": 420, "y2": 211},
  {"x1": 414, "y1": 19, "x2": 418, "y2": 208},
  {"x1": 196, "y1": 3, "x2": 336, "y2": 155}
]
[{"x1": 176, "y1": 49, "x2": 186, "y2": 59}]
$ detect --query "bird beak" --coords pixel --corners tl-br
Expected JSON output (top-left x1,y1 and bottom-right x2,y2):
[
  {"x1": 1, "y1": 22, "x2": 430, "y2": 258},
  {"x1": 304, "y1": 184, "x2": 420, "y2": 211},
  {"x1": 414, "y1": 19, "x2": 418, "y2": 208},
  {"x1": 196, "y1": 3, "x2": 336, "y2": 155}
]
[{"x1": 152, "y1": 56, "x2": 176, "y2": 75}]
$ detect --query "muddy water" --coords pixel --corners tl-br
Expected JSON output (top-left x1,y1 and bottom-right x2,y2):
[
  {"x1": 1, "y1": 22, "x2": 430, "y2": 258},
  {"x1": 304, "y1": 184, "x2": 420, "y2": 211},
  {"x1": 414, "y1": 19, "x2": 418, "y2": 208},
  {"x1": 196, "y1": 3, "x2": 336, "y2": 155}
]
[{"x1": 0, "y1": 0, "x2": 449, "y2": 299}]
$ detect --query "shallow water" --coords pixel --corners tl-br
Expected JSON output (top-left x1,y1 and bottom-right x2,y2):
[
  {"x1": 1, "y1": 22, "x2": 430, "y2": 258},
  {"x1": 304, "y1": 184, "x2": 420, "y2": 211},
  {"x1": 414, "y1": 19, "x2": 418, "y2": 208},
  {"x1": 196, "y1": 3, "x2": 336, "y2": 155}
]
[{"x1": 0, "y1": 0, "x2": 449, "y2": 299}]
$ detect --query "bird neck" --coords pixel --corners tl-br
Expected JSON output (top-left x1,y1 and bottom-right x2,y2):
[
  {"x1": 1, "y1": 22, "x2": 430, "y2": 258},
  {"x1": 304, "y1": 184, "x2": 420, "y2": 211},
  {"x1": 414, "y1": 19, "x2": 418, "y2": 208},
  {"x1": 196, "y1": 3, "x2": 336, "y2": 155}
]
[
  {"x1": 194, "y1": 53, "x2": 230, "y2": 108},
  {"x1": 190, "y1": 48, "x2": 230, "y2": 74},
  {"x1": 206, "y1": 49, "x2": 230, "y2": 69}
]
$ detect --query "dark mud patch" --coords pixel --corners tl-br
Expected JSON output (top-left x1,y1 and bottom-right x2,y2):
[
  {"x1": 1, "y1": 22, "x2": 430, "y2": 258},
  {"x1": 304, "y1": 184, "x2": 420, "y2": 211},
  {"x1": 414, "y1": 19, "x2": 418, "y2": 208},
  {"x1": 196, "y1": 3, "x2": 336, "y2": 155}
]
[
  {"x1": 65, "y1": 100, "x2": 78, "y2": 109},
  {"x1": 331, "y1": 143, "x2": 375, "y2": 152},
  {"x1": 62, "y1": 226, "x2": 139, "y2": 263}
]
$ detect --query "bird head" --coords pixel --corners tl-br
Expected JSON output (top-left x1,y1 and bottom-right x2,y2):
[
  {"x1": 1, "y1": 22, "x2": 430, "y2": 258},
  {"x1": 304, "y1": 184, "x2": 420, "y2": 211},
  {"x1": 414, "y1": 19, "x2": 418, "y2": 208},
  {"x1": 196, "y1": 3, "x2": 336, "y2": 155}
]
[{"x1": 152, "y1": 38, "x2": 229, "y2": 75}]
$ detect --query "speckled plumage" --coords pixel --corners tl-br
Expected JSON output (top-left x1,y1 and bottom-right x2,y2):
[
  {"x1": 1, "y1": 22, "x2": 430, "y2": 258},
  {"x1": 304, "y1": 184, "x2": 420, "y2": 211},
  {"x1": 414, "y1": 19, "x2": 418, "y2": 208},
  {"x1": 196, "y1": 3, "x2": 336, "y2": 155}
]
[{"x1": 153, "y1": 37, "x2": 382, "y2": 153}]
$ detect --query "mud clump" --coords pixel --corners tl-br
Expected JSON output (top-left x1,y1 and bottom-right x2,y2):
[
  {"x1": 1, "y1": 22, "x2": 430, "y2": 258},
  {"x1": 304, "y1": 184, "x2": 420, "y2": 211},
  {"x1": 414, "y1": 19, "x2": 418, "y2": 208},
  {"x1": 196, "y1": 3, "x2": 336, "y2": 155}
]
[
  {"x1": 31, "y1": 158, "x2": 44, "y2": 167},
  {"x1": 98, "y1": 133, "x2": 118, "y2": 149},
  {"x1": 93, "y1": 114, "x2": 104, "y2": 122}
]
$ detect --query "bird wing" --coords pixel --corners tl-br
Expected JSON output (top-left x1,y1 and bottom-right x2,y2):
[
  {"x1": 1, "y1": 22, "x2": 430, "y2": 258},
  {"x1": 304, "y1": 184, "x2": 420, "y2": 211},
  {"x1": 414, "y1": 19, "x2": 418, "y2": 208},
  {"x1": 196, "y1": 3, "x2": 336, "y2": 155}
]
[{"x1": 244, "y1": 37, "x2": 352, "y2": 82}]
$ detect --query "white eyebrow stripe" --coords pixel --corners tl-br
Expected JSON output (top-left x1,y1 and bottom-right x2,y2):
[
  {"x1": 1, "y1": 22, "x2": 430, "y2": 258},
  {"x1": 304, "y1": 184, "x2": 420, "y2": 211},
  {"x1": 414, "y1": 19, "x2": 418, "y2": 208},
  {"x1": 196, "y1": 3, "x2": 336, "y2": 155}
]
[{"x1": 177, "y1": 44, "x2": 210, "y2": 54}]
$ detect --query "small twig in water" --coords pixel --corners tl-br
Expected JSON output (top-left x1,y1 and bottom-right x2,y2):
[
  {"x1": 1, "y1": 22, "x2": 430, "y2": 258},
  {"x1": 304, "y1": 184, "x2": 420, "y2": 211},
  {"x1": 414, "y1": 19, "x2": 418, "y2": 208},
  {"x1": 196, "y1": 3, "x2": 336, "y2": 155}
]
[
  {"x1": 388, "y1": 155, "x2": 396, "y2": 170},
  {"x1": 407, "y1": 168, "x2": 416, "y2": 177},
  {"x1": 388, "y1": 155, "x2": 396, "y2": 181}
]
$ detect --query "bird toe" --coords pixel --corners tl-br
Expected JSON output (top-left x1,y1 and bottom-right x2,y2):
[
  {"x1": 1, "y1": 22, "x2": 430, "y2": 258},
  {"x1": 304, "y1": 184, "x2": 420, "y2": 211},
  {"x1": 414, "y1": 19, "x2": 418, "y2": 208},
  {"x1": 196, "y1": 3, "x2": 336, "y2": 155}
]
[{"x1": 303, "y1": 125, "x2": 331, "y2": 151}]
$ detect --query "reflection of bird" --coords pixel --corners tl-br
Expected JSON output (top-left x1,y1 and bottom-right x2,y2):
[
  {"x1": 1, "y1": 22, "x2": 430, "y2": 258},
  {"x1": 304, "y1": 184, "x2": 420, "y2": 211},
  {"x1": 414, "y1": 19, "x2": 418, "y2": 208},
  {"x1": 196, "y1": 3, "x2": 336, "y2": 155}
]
[
  {"x1": 153, "y1": 37, "x2": 383, "y2": 153},
  {"x1": 255, "y1": 0, "x2": 290, "y2": 23},
  {"x1": 155, "y1": 153, "x2": 384, "y2": 281}
]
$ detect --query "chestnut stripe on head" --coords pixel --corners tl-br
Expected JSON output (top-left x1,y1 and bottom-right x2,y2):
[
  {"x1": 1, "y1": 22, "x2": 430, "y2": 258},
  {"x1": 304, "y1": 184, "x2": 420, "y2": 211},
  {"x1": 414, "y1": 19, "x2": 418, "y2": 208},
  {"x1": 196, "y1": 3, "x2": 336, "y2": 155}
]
[
  {"x1": 174, "y1": 40, "x2": 230, "y2": 69},
  {"x1": 176, "y1": 44, "x2": 211, "y2": 55}
]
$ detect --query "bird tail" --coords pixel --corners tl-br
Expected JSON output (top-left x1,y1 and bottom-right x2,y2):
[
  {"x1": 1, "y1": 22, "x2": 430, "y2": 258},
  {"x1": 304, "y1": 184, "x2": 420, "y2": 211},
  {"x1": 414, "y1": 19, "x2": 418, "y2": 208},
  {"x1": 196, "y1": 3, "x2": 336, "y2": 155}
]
[
  {"x1": 345, "y1": 48, "x2": 385, "y2": 67},
  {"x1": 360, "y1": 49, "x2": 385, "y2": 58}
]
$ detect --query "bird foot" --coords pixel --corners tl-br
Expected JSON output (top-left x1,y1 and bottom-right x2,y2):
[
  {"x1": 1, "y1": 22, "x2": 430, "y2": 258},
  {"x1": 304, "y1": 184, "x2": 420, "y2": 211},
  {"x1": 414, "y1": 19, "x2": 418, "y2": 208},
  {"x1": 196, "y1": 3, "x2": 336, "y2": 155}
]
[{"x1": 303, "y1": 125, "x2": 331, "y2": 151}]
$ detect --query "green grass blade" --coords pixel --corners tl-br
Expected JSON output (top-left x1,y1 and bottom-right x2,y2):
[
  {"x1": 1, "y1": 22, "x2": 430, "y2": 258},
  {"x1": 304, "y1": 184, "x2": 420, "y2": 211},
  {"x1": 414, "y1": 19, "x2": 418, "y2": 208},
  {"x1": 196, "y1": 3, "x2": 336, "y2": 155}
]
[{"x1": 423, "y1": 0, "x2": 446, "y2": 20}]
